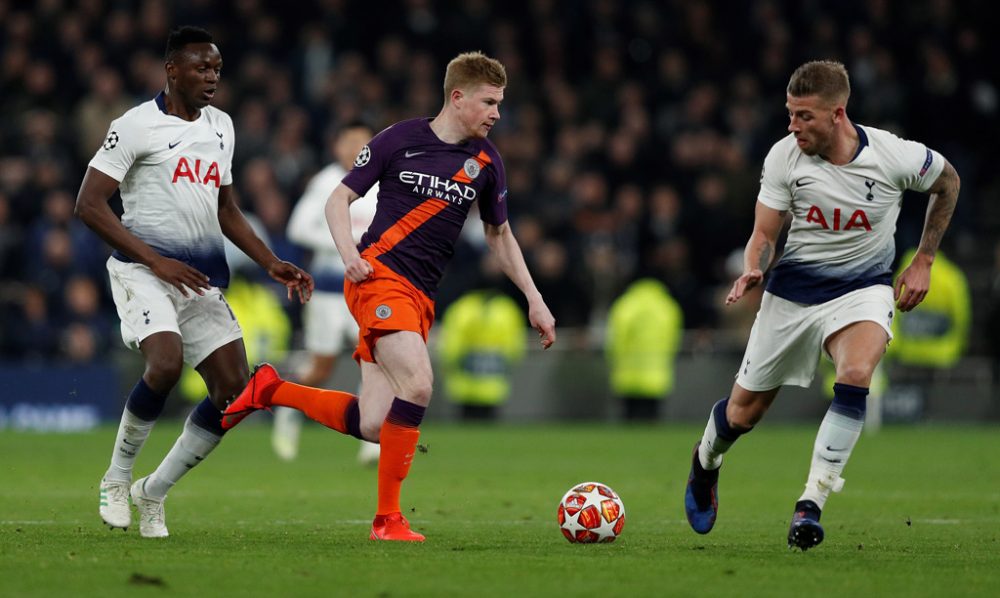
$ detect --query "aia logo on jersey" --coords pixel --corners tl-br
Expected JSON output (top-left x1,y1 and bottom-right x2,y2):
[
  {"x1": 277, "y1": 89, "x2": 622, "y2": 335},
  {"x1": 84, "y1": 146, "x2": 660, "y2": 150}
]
[
  {"x1": 805, "y1": 206, "x2": 872, "y2": 231},
  {"x1": 172, "y1": 157, "x2": 221, "y2": 187}
]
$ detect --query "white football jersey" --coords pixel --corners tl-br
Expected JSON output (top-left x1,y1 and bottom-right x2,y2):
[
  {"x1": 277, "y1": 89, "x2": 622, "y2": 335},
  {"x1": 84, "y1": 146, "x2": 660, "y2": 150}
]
[
  {"x1": 89, "y1": 92, "x2": 236, "y2": 287},
  {"x1": 286, "y1": 163, "x2": 377, "y2": 293},
  {"x1": 758, "y1": 124, "x2": 944, "y2": 304}
]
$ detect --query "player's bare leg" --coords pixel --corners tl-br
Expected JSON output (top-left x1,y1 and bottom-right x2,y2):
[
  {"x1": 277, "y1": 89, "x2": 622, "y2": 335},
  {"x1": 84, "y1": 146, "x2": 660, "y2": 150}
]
[
  {"x1": 367, "y1": 331, "x2": 430, "y2": 542},
  {"x1": 357, "y1": 361, "x2": 396, "y2": 467},
  {"x1": 685, "y1": 384, "x2": 778, "y2": 534},
  {"x1": 790, "y1": 321, "x2": 887, "y2": 550}
]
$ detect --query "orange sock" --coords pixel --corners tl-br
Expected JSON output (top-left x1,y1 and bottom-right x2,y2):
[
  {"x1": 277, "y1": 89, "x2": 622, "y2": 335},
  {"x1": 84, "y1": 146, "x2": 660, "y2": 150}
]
[
  {"x1": 270, "y1": 381, "x2": 360, "y2": 437},
  {"x1": 376, "y1": 398, "x2": 426, "y2": 516}
]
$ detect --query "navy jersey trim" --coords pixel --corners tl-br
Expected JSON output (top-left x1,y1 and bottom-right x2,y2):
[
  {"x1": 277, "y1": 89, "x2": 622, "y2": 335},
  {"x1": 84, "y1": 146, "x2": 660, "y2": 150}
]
[
  {"x1": 112, "y1": 249, "x2": 231, "y2": 289},
  {"x1": 765, "y1": 260, "x2": 891, "y2": 304},
  {"x1": 851, "y1": 124, "x2": 869, "y2": 162}
]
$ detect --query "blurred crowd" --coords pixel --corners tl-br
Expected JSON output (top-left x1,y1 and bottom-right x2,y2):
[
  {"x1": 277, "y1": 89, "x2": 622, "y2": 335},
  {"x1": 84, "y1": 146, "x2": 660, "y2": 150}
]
[{"x1": 1, "y1": 0, "x2": 996, "y2": 364}]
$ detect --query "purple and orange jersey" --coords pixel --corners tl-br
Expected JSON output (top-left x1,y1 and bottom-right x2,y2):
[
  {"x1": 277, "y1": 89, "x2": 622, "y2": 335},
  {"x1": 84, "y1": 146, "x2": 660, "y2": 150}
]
[{"x1": 342, "y1": 118, "x2": 508, "y2": 299}]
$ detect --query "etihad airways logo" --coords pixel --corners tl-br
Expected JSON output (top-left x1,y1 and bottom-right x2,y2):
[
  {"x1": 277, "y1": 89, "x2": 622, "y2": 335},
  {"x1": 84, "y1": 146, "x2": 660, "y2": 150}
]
[{"x1": 400, "y1": 171, "x2": 476, "y2": 204}]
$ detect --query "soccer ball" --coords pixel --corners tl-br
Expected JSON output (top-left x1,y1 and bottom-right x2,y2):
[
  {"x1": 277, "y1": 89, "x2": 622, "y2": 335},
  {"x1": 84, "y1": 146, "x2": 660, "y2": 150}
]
[{"x1": 557, "y1": 482, "x2": 626, "y2": 543}]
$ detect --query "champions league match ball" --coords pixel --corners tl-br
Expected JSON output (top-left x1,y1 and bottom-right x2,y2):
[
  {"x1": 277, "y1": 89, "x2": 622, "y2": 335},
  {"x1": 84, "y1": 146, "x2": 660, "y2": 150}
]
[{"x1": 557, "y1": 482, "x2": 626, "y2": 543}]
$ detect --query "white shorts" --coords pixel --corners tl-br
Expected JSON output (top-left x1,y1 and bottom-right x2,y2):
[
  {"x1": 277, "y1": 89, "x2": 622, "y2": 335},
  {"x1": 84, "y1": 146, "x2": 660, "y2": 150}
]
[
  {"x1": 302, "y1": 291, "x2": 359, "y2": 355},
  {"x1": 107, "y1": 257, "x2": 243, "y2": 367},
  {"x1": 735, "y1": 285, "x2": 894, "y2": 391}
]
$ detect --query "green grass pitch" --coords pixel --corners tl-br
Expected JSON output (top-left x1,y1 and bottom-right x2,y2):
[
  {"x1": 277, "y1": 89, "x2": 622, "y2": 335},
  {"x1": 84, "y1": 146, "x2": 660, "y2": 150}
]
[{"x1": 1, "y1": 422, "x2": 998, "y2": 597}]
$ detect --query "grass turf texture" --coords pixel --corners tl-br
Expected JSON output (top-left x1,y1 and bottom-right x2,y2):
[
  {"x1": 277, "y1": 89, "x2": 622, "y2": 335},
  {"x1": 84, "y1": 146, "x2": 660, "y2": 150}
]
[{"x1": 1, "y1": 422, "x2": 998, "y2": 597}]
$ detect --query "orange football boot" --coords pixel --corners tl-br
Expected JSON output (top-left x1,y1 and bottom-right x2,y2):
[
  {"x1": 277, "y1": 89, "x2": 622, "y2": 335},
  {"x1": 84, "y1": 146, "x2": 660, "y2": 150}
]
[
  {"x1": 222, "y1": 363, "x2": 282, "y2": 430},
  {"x1": 369, "y1": 512, "x2": 425, "y2": 542}
]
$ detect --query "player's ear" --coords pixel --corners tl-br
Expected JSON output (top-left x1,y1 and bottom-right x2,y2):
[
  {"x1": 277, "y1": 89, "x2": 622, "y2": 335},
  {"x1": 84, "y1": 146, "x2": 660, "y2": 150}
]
[{"x1": 451, "y1": 88, "x2": 464, "y2": 106}]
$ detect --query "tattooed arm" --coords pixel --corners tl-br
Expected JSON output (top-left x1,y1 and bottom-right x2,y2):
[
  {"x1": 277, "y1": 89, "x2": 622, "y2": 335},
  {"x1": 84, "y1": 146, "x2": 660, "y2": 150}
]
[
  {"x1": 894, "y1": 159, "x2": 961, "y2": 312},
  {"x1": 726, "y1": 201, "x2": 787, "y2": 306}
]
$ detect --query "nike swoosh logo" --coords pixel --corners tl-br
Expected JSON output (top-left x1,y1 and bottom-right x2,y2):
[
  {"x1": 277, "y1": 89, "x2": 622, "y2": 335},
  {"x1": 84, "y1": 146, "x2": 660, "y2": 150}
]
[
  {"x1": 404, "y1": 150, "x2": 425, "y2": 158},
  {"x1": 168, "y1": 140, "x2": 182, "y2": 149},
  {"x1": 795, "y1": 178, "x2": 813, "y2": 187},
  {"x1": 216, "y1": 132, "x2": 223, "y2": 138},
  {"x1": 826, "y1": 446, "x2": 847, "y2": 452}
]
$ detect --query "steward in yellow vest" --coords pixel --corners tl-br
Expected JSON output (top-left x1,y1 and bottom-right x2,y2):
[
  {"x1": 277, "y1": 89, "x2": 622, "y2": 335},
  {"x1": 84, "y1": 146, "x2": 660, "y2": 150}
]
[
  {"x1": 438, "y1": 291, "x2": 526, "y2": 420},
  {"x1": 605, "y1": 278, "x2": 683, "y2": 420},
  {"x1": 890, "y1": 248, "x2": 970, "y2": 368}
]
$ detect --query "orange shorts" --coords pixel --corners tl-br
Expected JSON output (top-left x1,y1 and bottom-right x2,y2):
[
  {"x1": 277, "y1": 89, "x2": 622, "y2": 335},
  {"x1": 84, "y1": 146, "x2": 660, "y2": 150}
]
[{"x1": 344, "y1": 258, "x2": 435, "y2": 364}]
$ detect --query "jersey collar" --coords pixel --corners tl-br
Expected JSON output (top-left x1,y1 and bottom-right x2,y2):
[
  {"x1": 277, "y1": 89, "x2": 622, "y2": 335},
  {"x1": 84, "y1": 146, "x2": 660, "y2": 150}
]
[
  {"x1": 154, "y1": 91, "x2": 203, "y2": 121},
  {"x1": 851, "y1": 123, "x2": 869, "y2": 162}
]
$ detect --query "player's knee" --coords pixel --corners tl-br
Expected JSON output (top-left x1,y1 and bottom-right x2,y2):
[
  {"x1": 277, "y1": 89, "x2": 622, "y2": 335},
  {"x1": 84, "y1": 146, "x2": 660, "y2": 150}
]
[
  {"x1": 144, "y1": 355, "x2": 183, "y2": 390},
  {"x1": 404, "y1": 375, "x2": 433, "y2": 405},
  {"x1": 836, "y1": 364, "x2": 873, "y2": 387}
]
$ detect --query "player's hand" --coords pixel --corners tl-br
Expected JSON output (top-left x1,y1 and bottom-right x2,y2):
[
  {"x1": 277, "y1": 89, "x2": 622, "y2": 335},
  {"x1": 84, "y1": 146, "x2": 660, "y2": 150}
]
[
  {"x1": 267, "y1": 260, "x2": 314, "y2": 304},
  {"x1": 344, "y1": 255, "x2": 374, "y2": 283},
  {"x1": 726, "y1": 269, "x2": 764, "y2": 305},
  {"x1": 894, "y1": 255, "x2": 932, "y2": 312},
  {"x1": 528, "y1": 301, "x2": 557, "y2": 350},
  {"x1": 150, "y1": 256, "x2": 211, "y2": 297}
]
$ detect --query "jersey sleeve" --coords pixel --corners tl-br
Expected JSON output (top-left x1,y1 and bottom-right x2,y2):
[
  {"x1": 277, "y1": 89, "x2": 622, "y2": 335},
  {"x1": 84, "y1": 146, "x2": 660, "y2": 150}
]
[
  {"x1": 874, "y1": 129, "x2": 945, "y2": 194},
  {"x1": 221, "y1": 113, "x2": 235, "y2": 187},
  {"x1": 478, "y1": 147, "x2": 508, "y2": 226},
  {"x1": 341, "y1": 124, "x2": 396, "y2": 196},
  {"x1": 756, "y1": 141, "x2": 792, "y2": 211},
  {"x1": 87, "y1": 114, "x2": 147, "y2": 182}
]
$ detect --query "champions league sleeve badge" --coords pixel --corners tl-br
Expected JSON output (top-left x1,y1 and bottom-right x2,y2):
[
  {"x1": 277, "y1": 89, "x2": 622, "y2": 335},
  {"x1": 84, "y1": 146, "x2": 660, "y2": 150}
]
[
  {"x1": 103, "y1": 131, "x2": 119, "y2": 150},
  {"x1": 354, "y1": 145, "x2": 372, "y2": 167}
]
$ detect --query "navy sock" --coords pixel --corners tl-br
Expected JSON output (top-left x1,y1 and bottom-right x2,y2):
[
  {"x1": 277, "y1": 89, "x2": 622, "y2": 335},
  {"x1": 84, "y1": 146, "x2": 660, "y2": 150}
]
[
  {"x1": 385, "y1": 398, "x2": 425, "y2": 428},
  {"x1": 125, "y1": 378, "x2": 167, "y2": 422},
  {"x1": 831, "y1": 383, "x2": 868, "y2": 420},
  {"x1": 713, "y1": 397, "x2": 752, "y2": 441},
  {"x1": 344, "y1": 399, "x2": 363, "y2": 440},
  {"x1": 189, "y1": 397, "x2": 226, "y2": 436}
]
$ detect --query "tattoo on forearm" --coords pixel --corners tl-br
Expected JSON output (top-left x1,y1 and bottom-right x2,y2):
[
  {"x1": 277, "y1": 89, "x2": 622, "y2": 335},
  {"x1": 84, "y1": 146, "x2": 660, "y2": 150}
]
[{"x1": 918, "y1": 166, "x2": 960, "y2": 257}]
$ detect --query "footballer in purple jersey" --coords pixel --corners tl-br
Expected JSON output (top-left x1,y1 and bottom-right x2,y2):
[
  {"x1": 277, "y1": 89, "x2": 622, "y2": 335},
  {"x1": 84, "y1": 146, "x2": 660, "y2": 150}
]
[
  {"x1": 343, "y1": 117, "x2": 508, "y2": 299},
  {"x1": 224, "y1": 52, "x2": 556, "y2": 542}
]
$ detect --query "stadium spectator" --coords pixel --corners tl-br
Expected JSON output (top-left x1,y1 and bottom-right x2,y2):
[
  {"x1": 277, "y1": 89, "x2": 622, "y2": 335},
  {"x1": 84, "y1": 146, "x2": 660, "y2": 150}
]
[{"x1": 0, "y1": 1, "x2": 994, "y2": 377}]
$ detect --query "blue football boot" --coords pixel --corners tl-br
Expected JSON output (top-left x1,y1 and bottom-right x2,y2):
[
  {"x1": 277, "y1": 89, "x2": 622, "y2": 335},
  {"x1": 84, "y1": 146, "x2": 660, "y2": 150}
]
[
  {"x1": 684, "y1": 443, "x2": 720, "y2": 534},
  {"x1": 787, "y1": 500, "x2": 824, "y2": 550}
]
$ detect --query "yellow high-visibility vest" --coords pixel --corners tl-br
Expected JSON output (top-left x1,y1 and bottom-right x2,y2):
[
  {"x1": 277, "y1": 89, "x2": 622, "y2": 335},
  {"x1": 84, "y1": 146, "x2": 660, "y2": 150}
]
[
  {"x1": 438, "y1": 291, "x2": 526, "y2": 406},
  {"x1": 605, "y1": 278, "x2": 683, "y2": 398}
]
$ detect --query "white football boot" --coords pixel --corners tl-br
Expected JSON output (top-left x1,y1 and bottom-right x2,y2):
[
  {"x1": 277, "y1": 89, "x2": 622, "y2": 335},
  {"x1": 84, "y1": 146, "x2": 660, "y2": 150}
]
[
  {"x1": 130, "y1": 477, "x2": 168, "y2": 538},
  {"x1": 99, "y1": 476, "x2": 132, "y2": 530}
]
